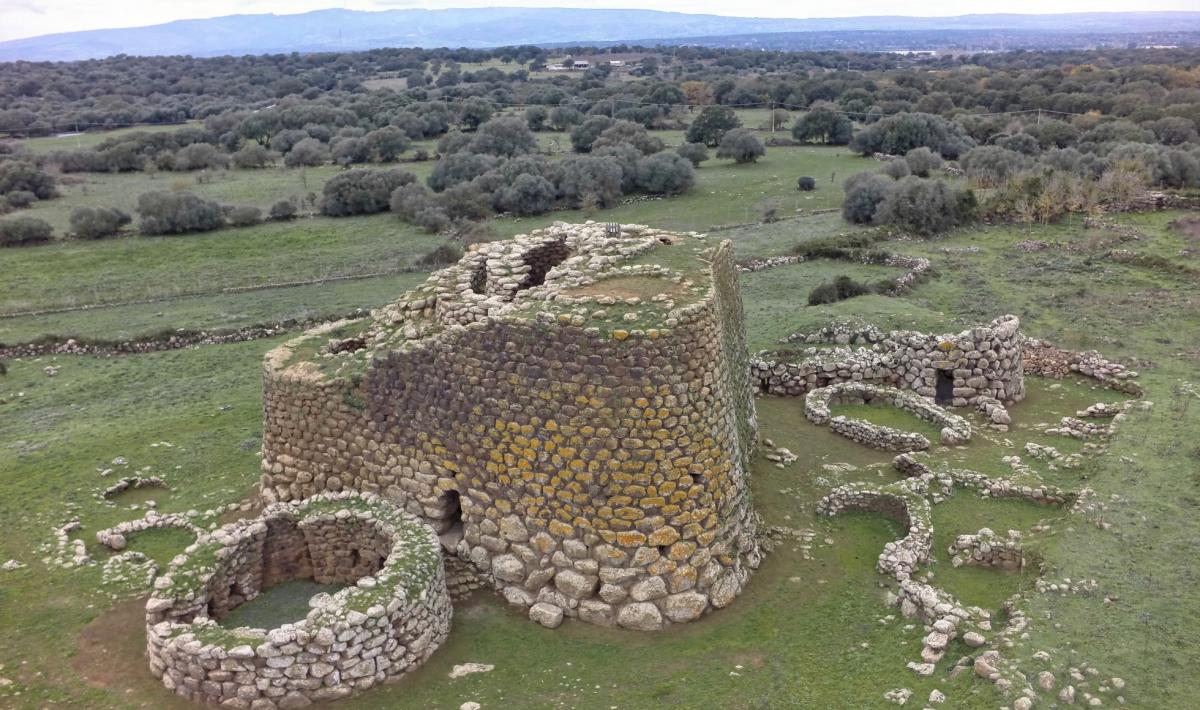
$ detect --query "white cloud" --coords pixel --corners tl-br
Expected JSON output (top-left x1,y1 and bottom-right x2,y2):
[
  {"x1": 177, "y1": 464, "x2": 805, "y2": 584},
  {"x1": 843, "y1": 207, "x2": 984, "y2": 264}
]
[{"x1": 2, "y1": 1, "x2": 1196, "y2": 42}]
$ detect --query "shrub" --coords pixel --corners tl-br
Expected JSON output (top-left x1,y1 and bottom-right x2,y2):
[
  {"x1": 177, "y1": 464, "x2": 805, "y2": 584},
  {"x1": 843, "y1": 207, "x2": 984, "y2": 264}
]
[
  {"x1": 269, "y1": 198, "x2": 299, "y2": 220},
  {"x1": 570, "y1": 116, "x2": 616, "y2": 153},
  {"x1": 0, "y1": 160, "x2": 57, "y2": 199},
  {"x1": 962, "y1": 146, "x2": 1032, "y2": 187},
  {"x1": 525, "y1": 106, "x2": 548, "y2": 131},
  {"x1": 320, "y1": 168, "x2": 416, "y2": 216},
  {"x1": 136, "y1": 191, "x2": 225, "y2": 235},
  {"x1": 716, "y1": 128, "x2": 765, "y2": 164},
  {"x1": 635, "y1": 151, "x2": 695, "y2": 195},
  {"x1": 4, "y1": 190, "x2": 36, "y2": 209},
  {"x1": 686, "y1": 105, "x2": 740, "y2": 147},
  {"x1": 556, "y1": 155, "x2": 624, "y2": 208},
  {"x1": 390, "y1": 183, "x2": 450, "y2": 232},
  {"x1": 69, "y1": 206, "x2": 131, "y2": 239},
  {"x1": 842, "y1": 172, "x2": 895, "y2": 224},
  {"x1": 331, "y1": 137, "x2": 370, "y2": 165},
  {"x1": 417, "y1": 242, "x2": 463, "y2": 267},
  {"x1": 458, "y1": 97, "x2": 495, "y2": 130},
  {"x1": 593, "y1": 120, "x2": 664, "y2": 156},
  {"x1": 495, "y1": 173, "x2": 557, "y2": 216},
  {"x1": 808, "y1": 275, "x2": 872, "y2": 305},
  {"x1": 882, "y1": 159, "x2": 911, "y2": 179},
  {"x1": 227, "y1": 205, "x2": 263, "y2": 227},
  {"x1": 437, "y1": 130, "x2": 471, "y2": 155},
  {"x1": 593, "y1": 144, "x2": 641, "y2": 192},
  {"x1": 232, "y1": 143, "x2": 274, "y2": 168},
  {"x1": 468, "y1": 116, "x2": 537, "y2": 157},
  {"x1": 427, "y1": 152, "x2": 499, "y2": 192},
  {"x1": 876, "y1": 176, "x2": 976, "y2": 235},
  {"x1": 758, "y1": 198, "x2": 783, "y2": 223},
  {"x1": 549, "y1": 106, "x2": 584, "y2": 131},
  {"x1": 850, "y1": 112, "x2": 975, "y2": 159},
  {"x1": 676, "y1": 142, "x2": 709, "y2": 167},
  {"x1": 283, "y1": 138, "x2": 329, "y2": 167},
  {"x1": 797, "y1": 176, "x2": 817, "y2": 191},
  {"x1": 0, "y1": 215, "x2": 53, "y2": 246},
  {"x1": 438, "y1": 183, "x2": 492, "y2": 221},
  {"x1": 172, "y1": 143, "x2": 228, "y2": 171},
  {"x1": 996, "y1": 133, "x2": 1041, "y2": 156},
  {"x1": 903, "y1": 147, "x2": 944, "y2": 177},
  {"x1": 365, "y1": 126, "x2": 411, "y2": 161},
  {"x1": 792, "y1": 103, "x2": 853, "y2": 145}
]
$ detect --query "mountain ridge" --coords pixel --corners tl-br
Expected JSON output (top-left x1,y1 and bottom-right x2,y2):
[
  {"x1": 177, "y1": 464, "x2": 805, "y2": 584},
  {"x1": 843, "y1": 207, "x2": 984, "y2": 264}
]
[{"x1": 3, "y1": 8, "x2": 1200, "y2": 61}]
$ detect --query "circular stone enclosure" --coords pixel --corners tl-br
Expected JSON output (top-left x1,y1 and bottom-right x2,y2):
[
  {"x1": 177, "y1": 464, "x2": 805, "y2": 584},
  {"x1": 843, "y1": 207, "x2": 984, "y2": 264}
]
[
  {"x1": 805, "y1": 382, "x2": 972, "y2": 451},
  {"x1": 145, "y1": 492, "x2": 451, "y2": 707}
]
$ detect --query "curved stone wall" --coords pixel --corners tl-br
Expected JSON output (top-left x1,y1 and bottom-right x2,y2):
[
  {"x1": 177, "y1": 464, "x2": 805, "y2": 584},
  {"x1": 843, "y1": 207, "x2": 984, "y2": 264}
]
[
  {"x1": 144, "y1": 492, "x2": 450, "y2": 707},
  {"x1": 260, "y1": 223, "x2": 760, "y2": 631},
  {"x1": 753, "y1": 314, "x2": 1026, "y2": 407}
]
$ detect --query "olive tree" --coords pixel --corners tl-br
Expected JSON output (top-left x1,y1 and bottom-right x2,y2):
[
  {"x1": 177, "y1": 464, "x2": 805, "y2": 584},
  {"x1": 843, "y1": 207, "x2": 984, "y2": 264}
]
[{"x1": 716, "y1": 128, "x2": 765, "y2": 164}]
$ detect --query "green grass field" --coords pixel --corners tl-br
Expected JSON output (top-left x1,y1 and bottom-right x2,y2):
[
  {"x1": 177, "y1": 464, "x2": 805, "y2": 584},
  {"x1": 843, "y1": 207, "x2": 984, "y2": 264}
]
[{"x1": 0, "y1": 128, "x2": 1197, "y2": 709}]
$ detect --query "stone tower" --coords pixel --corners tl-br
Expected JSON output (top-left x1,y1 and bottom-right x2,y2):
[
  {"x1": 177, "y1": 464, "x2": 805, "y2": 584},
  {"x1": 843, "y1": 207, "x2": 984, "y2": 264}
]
[{"x1": 260, "y1": 223, "x2": 761, "y2": 630}]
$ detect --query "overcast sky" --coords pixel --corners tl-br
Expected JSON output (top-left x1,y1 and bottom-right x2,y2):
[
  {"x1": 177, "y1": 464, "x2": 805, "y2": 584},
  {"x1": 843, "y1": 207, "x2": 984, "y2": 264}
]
[{"x1": 3, "y1": 1, "x2": 1196, "y2": 42}]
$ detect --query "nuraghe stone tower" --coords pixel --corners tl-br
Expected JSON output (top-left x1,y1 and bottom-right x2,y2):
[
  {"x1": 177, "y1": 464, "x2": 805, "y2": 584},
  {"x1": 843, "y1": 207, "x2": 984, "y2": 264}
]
[{"x1": 260, "y1": 223, "x2": 761, "y2": 630}]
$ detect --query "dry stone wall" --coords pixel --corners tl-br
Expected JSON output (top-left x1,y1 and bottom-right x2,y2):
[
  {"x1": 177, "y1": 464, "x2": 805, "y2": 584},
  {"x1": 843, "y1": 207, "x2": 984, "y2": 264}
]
[
  {"x1": 260, "y1": 223, "x2": 761, "y2": 631},
  {"x1": 752, "y1": 315, "x2": 1026, "y2": 407},
  {"x1": 144, "y1": 492, "x2": 450, "y2": 708}
]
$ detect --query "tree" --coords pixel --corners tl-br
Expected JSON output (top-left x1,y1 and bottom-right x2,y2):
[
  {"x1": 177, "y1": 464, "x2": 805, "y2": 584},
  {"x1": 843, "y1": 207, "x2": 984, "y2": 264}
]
[
  {"x1": 841, "y1": 172, "x2": 894, "y2": 224},
  {"x1": 635, "y1": 152, "x2": 696, "y2": 195},
  {"x1": 592, "y1": 120, "x2": 664, "y2": 156},
  {"x1": 365, "y1": 126, "x2": 411, "y2": 161},
  {"x1": 320, "y1": 168, "x2": 415, "y2": 216},
  {"x1": 525, "y1": 106, "x2": 548, "y2": 131},
  {"x1": 555, "y1": 155, "x2": 624, "y2": 207},
  {"x1": 172, "y1": 143, "x2": 228, "y2": 171},
  {"x1": 331, "y1": 137, "x2": 370, "y2": 166},
  {"x1": 792, "y1": 103, "x2": 852, "y2": 145},
  {"x1": 136, "y1": 191, "x2": 225, "y2": 235},
  {"x1": 570, "y1": 116, "x2": 616, "y2": 153},
  {"x1": 686, "y1": 105, "x2": 740, "y2": 147},
  {"x1": 468, "y1": 117, "x2": 537, "y2": 157},
  {"x1": 850, "y1": 112, "x2": 975, "y2": 159},
  {"x1": 0, "y1": 216, "x2": 53, "y2": 246},
  {"x1": 427, "y1": 152, "x2": 500, "y2": 192},
  {"x1": 284, "y1": 138, "x2": 329, "y2": 167},
  {"x1": 676, "y1": 142, "x2": 709, "y2": 167},
  {"x1": 69, "y1": 206, "x2": 131, "y2": 239},
  {"x1": 437, "y1": 130, "x2": 472, "y2": 155},
  {"x1": 458, "y1": 98, "x2": 495, "y2": 131},
  {"x1": 680, "y1": 81, "x2": 714, "y2": 107},
  {"x1": 495, "y1": 173, "x2": 557, "y2": 216},
  {"x1": 882, "y1": 159, "x2": 911, "y2": 179},
  {"x1": 0, "y1": 160, "x2": 57, "y2": 199},
  {"x1": 716, "y1": 128, "x2": 765, "y2": 164},
  {"x1": 548, "y1": 106, "x2": 584, "y2": 131},
  {"x1": 438, "y1": 183, "x2": 492, "y2": 221}
]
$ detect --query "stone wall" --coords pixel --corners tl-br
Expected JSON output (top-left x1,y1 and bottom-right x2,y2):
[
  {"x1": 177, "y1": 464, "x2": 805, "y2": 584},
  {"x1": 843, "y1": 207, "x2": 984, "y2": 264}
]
[
  {"x1": 260, "y1": 223, "x2": 761, "y2": 631},
  {"x1": 144, "y1": 492, "x2": 450, "y2": 708},
  {"x1": 752, "y1": 315, "x2": 1026, "y2": 407}
]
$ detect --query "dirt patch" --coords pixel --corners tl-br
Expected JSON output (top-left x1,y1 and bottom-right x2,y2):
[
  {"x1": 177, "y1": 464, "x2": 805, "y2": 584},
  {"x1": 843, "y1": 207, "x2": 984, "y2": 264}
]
[
  {"x1": 561, "y1": 275, "x2": 689, "y2": 301},
  {"x1": 74, "y1": 595, "x2": 189, "y2": 708}
]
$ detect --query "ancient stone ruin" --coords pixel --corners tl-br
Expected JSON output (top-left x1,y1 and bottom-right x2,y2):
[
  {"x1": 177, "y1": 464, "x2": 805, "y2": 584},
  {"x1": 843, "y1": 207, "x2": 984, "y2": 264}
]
[
  {"x1": 258, "y1": 222, "x2": 761, "y2": 633},
  {"x1": 752, "y1": 315, "x2": 1026, "y2": 408},
  {"x1": 145, "y1": 492, "x2": 451, "y2": 707}
]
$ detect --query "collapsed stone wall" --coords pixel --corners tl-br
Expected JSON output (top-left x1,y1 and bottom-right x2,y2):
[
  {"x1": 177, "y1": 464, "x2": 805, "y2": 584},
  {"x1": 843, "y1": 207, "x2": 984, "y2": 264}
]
[
  {"x1": 804, "y1": 382, "x2": 973, "y2": 450},
  {"x1": 752, "y1": 315, "x2": 1026, "y2": 407},
  {"x1": 260, "y1": 224, "x2": 761, "y2": 631},
  {"x1": 144, "y1": 492, "x2": 450, "y2": 708}
]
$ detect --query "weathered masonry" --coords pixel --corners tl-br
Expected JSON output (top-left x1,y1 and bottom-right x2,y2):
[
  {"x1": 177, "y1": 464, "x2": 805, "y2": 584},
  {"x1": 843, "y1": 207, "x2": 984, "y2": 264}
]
[{"x1": 260, "y1": 223, "x2": 762, "y2": 631}]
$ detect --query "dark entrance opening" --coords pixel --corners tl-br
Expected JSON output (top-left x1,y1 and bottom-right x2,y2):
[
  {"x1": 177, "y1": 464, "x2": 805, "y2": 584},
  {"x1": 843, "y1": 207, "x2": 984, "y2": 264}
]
[{"x1": 935, "y1": 370, "x2": 954, "y2": 405}]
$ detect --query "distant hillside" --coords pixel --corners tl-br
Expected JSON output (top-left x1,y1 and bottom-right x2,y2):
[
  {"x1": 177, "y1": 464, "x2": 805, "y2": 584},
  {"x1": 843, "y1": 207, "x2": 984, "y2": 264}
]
[{"x1": 3, "y1": 8, "x2": 1200, "y2": 61}]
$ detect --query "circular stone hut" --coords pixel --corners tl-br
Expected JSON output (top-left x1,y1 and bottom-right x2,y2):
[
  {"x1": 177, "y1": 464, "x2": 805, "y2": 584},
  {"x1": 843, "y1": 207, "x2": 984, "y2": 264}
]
[
  {"x1": 259, "y1": 223, "x2": 761, "y2": 631},
  {"x1": 145, "y1": 492, "x2": 451, "y2": 706}
]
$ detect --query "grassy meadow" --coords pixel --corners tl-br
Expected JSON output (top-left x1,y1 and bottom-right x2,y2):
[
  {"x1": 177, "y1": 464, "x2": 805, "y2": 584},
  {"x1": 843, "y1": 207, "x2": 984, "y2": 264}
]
[{"x1": 1, "y1": 118, "x2": 1198, "y2": 708}]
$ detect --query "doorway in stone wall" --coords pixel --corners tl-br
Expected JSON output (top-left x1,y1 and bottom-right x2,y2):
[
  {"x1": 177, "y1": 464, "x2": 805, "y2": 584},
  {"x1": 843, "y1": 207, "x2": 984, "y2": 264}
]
[{"x1": 936, "y1": 370, "x2": 954, "y2": 405}]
